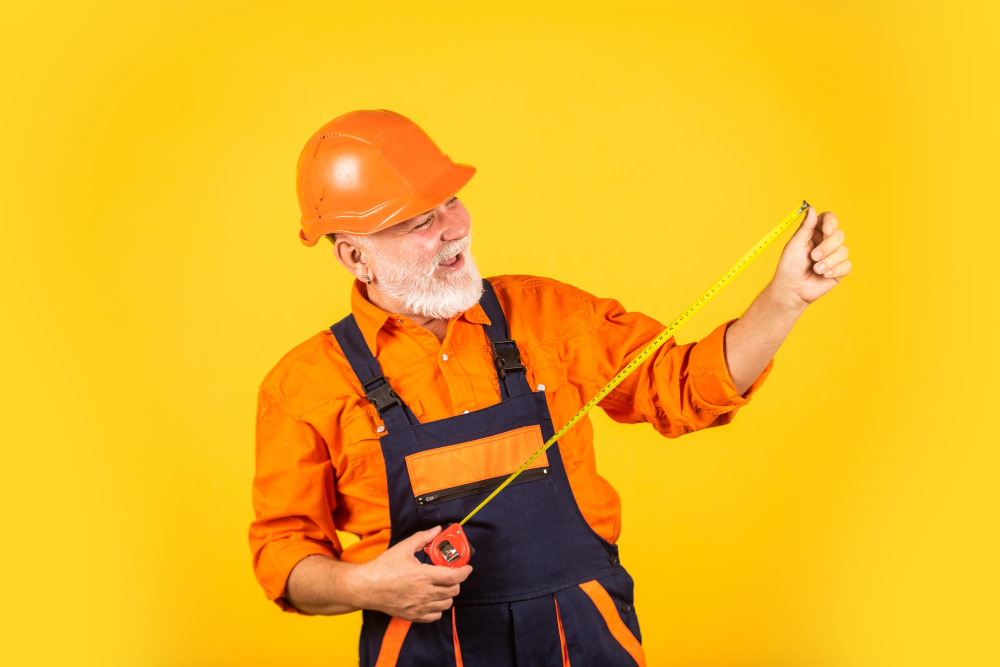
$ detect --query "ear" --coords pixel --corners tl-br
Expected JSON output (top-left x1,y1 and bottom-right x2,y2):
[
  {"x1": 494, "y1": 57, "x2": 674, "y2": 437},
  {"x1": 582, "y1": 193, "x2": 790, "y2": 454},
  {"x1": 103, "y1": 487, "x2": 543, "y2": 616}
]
[{"x1": 332, "y1": 237, "x2": 369, "y2": 280}]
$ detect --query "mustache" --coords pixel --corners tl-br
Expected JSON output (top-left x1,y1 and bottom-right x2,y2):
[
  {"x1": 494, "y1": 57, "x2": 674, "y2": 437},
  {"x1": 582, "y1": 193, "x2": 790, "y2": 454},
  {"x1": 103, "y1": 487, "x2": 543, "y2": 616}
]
[{"x1": 424, "y1": 235, "x2": 473, "y2": 276}]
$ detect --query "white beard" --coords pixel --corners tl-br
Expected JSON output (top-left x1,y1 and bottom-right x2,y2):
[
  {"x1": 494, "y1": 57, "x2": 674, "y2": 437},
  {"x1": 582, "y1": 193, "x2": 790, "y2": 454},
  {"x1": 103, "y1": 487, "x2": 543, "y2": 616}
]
[{"x1": 371, "y1": 235, "x2": 484, "y2": 320}]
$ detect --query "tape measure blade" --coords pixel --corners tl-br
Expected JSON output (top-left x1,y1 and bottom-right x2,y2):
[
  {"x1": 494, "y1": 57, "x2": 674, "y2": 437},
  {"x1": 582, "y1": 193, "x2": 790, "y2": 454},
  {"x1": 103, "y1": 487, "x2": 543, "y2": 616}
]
[{"x1": 459, "y1": 202, "x2": 807, "y2": 525}]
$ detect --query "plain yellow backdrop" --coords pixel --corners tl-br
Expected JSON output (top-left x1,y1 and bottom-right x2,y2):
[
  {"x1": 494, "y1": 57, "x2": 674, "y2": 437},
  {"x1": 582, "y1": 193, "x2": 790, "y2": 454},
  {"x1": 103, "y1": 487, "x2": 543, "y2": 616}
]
[{"x1": 3, "y1": 1, "x2": 997, "y2": 665}]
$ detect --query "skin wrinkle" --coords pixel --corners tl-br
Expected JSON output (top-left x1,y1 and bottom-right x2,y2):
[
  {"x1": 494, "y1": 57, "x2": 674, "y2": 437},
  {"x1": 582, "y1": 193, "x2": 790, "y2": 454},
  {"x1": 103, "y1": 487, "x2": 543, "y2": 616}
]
[{"x1": 329, "y1": 197, "x2": 484, "y2": 325}]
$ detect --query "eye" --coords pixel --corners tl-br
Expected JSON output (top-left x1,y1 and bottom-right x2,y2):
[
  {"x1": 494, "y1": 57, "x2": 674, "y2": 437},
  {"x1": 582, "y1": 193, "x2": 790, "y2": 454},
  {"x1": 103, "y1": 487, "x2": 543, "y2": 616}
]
[
  {"x1": 446, "y1": 197, "x2": 458, "y2": 207},
  {"x1": 413, "y1": 217, "x2": 432, "y2": 230}
]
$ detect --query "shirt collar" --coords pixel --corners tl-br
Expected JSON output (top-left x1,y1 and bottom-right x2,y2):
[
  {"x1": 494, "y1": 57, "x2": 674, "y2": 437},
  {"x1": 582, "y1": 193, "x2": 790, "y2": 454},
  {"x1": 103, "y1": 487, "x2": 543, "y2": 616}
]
[{"x1": 349, "y1": 279, "x2": 493, "y2": 356}]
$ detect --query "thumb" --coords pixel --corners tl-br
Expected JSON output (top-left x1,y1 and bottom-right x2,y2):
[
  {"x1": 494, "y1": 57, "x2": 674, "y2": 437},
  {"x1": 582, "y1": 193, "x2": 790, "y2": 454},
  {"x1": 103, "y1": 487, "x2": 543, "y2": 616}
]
[
  {"x1": 397, "y1": 525, "x2": 443, "y2": 554},
  {"x1": 789, "y1": 206, "x2": 818, "y2": 243}
]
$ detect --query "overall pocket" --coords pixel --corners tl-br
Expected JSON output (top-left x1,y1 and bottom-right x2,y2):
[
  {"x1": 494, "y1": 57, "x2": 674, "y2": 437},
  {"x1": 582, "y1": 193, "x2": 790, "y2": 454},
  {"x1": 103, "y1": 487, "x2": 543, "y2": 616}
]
[
  {"x1": 416, "y1": 466, "x2": 551, "y2": 506},
  {"x1": 404, "y1": 424, "x2": 552, "y2": 524}
]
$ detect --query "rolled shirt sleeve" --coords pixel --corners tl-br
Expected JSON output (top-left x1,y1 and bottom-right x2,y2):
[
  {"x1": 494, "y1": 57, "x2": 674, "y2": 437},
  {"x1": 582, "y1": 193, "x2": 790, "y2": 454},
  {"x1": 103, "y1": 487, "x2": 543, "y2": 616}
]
[
  {"x1": 249, "y1": 388, "x2": 343, "y2": 615},
  {"x1": 584, "y1": 291, "x2": 774, "y2": 437}
]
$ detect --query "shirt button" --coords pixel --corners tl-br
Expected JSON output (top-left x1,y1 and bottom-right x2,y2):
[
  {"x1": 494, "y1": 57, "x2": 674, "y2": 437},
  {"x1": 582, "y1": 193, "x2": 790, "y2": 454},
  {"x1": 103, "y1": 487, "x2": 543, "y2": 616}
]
[
  {"x1": 397, "y1": 318, "x2": 403, "y2": 324},
  {"x1": 609, "y1": 555, "x2": 619, "y2": 566},
  {"x1": 622, "y1": 602, "x2": 632, "y2": 614},
  {"x1": 376, "y1": 425, "x2": 385, "y2": 433},
  {"x1": 536, "y1": 384, "x2": 546, "y2": 391},
  {"x1": 442, "y1": 353, "x2": 449, "y2": 361}
]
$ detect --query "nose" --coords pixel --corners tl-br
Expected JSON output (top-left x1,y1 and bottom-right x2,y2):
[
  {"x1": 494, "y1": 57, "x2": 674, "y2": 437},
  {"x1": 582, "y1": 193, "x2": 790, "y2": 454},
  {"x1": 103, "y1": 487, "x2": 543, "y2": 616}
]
[{"x1": 437, "y1": 201, "x2": 470, "y2": 242}]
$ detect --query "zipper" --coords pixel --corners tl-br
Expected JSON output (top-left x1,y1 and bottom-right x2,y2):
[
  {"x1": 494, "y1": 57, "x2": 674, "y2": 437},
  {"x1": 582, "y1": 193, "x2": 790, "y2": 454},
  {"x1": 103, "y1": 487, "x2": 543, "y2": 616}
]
[{"x1": 416, "y1": 467, "x2": 550, "y2": 506}]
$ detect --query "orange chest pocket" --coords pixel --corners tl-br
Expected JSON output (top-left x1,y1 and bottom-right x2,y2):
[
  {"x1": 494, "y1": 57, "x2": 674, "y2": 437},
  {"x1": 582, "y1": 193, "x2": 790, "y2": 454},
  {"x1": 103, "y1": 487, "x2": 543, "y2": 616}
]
[
  {"x1": 529, "y1": 363, "x2": 589, "y2": 476},
  {"x1": 340, "y1": 413, "x2": 389, "y2": 499},
  {"x1": 338, "y1": 393, "x2": 431, "y2": 501}
]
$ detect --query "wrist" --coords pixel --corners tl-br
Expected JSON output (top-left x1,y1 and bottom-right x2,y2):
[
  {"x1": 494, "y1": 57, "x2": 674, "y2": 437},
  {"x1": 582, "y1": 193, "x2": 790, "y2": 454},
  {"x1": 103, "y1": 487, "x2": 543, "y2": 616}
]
[
  {"x1": 337, "y1": 559, "x2": 370, "y2": 610},
  {"x1": 764, "y1": 281, "x2": 809, "y2": 315}
]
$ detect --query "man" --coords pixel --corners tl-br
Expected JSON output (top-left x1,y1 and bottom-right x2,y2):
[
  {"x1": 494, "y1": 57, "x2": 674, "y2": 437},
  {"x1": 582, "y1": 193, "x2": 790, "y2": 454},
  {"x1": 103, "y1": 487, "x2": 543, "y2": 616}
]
[{"x1": 249, "y1": 109, "x2": 851, "y2": 666}]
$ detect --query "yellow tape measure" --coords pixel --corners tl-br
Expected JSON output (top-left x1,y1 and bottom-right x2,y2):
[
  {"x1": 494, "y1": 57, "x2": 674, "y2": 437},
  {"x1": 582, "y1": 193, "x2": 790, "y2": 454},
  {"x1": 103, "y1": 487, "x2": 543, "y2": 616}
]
[{"x1": 458, "y1": 199, "x2": 811, "y2": 526}]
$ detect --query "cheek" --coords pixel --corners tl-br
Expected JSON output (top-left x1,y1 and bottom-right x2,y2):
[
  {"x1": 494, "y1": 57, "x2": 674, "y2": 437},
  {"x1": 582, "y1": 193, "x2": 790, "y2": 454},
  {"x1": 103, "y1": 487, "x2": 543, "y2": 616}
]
[
  {"x1": 413, "y1": 235, "x2": 445, "y2": 258},
  {"x1": 391, "y1": 238, "x2": 438, "y2": 266},
  {"x1": 412, "y1": 242, "x2": 437, "y2": 263}
]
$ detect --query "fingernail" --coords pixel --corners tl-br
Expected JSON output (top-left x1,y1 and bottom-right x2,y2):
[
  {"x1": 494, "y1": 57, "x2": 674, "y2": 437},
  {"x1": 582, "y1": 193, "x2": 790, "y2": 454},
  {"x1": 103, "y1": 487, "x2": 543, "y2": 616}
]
[
  {"x1": 812, "y1": 250, "x2": 823, "y2": 260},
  {"x1": 816, "y1": 263, "x2": 826, "y2": 273},
  {"x1": 824, "y1": 270, "x2": 833, "y2": 277}
]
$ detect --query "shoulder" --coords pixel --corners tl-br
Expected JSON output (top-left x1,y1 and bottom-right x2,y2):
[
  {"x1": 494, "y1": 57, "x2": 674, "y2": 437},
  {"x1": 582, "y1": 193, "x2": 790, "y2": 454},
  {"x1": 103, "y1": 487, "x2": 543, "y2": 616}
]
[
  {"x1": 486, "y1": 273, "x2": 598, "y2": 304},
  {"x1": 484, "y1": 274, "x2": 600, "y2": 343},
  {"x1": 258, "y1": 327, "x2": 358, "y2": 419}
]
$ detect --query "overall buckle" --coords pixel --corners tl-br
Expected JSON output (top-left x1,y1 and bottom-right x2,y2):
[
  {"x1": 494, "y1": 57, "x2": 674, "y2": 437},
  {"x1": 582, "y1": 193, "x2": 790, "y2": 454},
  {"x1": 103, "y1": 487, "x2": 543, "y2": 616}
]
[
  {"x1": 361, "y1": 374, "x2": 401, "y2": 417},
  {"x1": 492, "y1": 339, "x2": 525, "y2": 379}
]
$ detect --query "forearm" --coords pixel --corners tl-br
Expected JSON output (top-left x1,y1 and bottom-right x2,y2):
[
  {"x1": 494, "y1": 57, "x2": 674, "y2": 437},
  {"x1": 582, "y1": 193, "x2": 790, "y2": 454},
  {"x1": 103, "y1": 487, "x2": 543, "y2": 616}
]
[
  {"x1": 724, "y1": 283, "x2": 807, "y2": 395},
  {"x1": 285, "y1": 553, "x2": 368, "y2": 616}
]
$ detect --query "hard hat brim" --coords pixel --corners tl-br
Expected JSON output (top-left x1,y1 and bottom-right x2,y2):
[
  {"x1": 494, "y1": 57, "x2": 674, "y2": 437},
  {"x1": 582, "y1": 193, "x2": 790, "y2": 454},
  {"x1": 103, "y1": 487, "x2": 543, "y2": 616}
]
[{"x1": 299, "y1": 163, "x2": 476, "y2": 246}]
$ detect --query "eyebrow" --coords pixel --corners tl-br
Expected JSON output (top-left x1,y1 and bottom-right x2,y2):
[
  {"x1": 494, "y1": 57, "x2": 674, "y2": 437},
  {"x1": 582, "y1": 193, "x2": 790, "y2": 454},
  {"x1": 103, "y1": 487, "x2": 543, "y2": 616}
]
[{"x1": 405, "y1": 197, "x2": 457, "y2": 227}]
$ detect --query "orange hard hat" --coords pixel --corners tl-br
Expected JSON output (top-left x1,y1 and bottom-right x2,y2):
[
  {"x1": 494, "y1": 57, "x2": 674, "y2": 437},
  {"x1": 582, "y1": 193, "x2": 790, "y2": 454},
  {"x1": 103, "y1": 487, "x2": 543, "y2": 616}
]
[{"x1": 295, "y1": 109, "x2": 476, "y2": 246}]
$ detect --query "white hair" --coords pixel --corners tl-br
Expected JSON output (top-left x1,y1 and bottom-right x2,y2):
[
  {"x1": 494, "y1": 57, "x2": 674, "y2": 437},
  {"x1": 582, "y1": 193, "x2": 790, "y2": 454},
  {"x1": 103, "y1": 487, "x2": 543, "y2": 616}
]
[
  {"x1": 326, "y1": 232, "x2": 372, "y2": 250},
  {"x1": 329, "y1": 231, "x2": 483, "y2": 320}
]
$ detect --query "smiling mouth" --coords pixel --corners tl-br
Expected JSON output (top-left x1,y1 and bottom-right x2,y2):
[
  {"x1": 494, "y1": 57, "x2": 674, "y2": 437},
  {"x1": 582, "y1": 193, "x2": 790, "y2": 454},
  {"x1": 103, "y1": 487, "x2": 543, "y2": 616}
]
[{"x1": 439, "y1": 253, "x2": 461, "y2": 266}]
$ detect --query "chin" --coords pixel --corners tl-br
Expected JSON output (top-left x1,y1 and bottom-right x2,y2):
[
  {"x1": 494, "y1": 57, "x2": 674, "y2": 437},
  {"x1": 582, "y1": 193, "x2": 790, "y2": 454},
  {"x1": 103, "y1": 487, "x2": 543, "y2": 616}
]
[{"x1": 409, "y1": 260, "x2": 484, "y2": 319}]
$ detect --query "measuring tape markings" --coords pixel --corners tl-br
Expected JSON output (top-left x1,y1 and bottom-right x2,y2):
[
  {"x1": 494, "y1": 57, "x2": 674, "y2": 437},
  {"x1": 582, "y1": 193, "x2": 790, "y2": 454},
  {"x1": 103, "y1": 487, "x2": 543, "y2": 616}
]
[{"x1": 457, "y1": 200, "x2": 811, "y2": 527}]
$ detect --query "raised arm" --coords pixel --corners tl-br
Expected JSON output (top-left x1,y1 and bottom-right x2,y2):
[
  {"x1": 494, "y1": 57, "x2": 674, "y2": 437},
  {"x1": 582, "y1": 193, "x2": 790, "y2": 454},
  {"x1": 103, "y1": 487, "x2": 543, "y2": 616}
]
[
  {"x1": 723, "y1": 286, "x2": 806, "y2": 395},
  {"x1": 726, "y1": 207, "x2": 852, "y2": 395}
]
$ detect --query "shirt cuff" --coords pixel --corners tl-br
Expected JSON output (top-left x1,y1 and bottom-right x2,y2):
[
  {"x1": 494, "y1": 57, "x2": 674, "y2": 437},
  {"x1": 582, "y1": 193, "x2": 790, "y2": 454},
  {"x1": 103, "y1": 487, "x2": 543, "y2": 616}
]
[
  {"x1": 259, "y1": 538, "x2": 338, "y2": 615},
  {"x1": 687, "y1": 318, "x2": 775, "y2": 415}
]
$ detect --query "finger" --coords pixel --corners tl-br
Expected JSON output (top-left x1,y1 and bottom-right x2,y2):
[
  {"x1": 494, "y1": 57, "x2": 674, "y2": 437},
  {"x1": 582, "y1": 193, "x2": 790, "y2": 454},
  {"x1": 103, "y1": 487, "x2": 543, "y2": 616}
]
[
  {"x1": 424, "y1": 563, "x2": 473, "y2": 586},
  {"x1": 818, "y1": 211, "x2": 838, "y2": 238},
  {"x1": 823, "y1": 259, "x2": 852, "y2": 279},
  {"x1": 790, "y1": 206, "x2": 818, "y2": 243},
  {"x1": 415, "y1": 611, "x2": 444, "y2": 624},
  {"x1": 427, "y1": 597, "x2": 455, "y2": 612},
  {"x1": 431, "y1": 584, "x2": 461, "y2": 599},
  {"x1": 810, "y1": 229, "x2": 845, "y2": 263},
  {"x1": 812, "y1": 245, "x2": 848, "y2": 275},
  {"x1": 398, "y1": 525, "x2": 443, "y2": 554}
]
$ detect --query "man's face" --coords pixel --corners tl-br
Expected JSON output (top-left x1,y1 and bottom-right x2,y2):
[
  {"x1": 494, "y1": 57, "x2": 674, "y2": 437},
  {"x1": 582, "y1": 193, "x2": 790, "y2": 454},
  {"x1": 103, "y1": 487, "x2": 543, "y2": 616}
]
[{"x1": 362, "y1": 196, "x2": 484, "y2": 319}]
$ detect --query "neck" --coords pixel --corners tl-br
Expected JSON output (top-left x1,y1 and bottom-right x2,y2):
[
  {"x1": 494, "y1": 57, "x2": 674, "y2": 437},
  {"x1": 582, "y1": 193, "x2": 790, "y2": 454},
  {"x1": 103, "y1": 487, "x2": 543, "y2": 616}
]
[{"x1": 363, "y1": 281, "x2": 449, "y2": 343}]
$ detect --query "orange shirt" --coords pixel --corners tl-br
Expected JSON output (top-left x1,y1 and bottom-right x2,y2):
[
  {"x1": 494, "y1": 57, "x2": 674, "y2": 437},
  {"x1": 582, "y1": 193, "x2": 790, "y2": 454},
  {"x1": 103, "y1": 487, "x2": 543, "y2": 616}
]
[{"x1": 249, "y1": 274, "x2": 774, "y2": 614}]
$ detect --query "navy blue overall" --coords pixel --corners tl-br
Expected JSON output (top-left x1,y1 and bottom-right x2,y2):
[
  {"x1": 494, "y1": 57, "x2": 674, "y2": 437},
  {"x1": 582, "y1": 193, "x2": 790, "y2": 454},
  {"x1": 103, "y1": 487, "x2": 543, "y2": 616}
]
[{"x1": 330, "y1": 279, "x2": 645, "y2": 667}]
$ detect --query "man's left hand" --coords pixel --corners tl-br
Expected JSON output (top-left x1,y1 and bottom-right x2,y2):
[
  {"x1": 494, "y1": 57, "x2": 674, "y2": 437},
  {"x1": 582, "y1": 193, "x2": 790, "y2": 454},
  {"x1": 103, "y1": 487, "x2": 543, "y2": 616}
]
[{"x1": 770, "y1": 207, "x2": 852, "y2": 308}]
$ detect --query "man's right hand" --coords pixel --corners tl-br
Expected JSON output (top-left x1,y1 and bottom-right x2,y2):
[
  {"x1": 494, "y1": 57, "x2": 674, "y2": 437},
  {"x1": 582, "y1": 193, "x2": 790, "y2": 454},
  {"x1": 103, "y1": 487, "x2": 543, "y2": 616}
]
[{"x1": 358, "y1": 525, "x2": 474, "y2": 623}]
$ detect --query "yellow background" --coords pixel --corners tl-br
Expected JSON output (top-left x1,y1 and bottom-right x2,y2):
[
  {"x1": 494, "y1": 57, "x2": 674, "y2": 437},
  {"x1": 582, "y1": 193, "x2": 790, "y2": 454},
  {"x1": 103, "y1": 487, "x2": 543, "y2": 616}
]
[{"x1": 3, "y1": 1, "x2": 997, "y2": 665}]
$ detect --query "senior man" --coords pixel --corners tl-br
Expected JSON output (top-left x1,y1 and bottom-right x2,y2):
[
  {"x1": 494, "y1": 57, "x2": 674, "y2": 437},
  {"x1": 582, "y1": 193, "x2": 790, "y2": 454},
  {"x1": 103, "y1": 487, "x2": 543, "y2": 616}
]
[{"x1": 249, "y1": 109, "x2": 851, "y2": 667}]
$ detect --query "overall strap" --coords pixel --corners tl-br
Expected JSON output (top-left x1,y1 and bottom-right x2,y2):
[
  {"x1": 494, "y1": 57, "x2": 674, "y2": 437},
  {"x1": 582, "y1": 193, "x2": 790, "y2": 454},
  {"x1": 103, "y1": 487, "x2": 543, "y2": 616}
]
[
  {"x1": 479, "y1": 279, "x2": 533, "y2": 399},
  {"x1": 329, "y1": 314, "x2": 418, "y2": 432}
]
